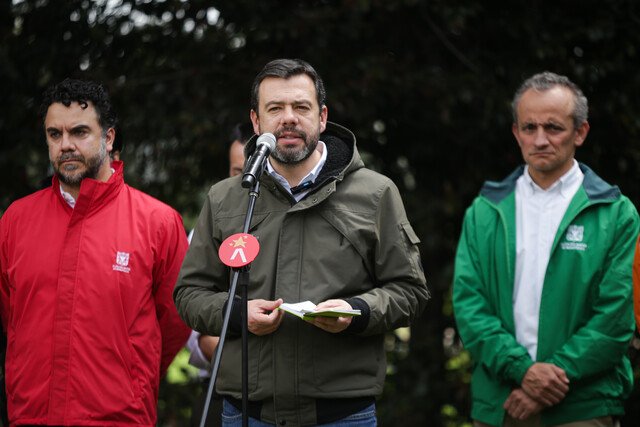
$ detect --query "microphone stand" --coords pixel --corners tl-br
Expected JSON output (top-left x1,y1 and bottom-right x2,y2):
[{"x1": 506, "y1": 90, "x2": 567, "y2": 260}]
[{"x1": 199, "y1": 166, "x2": 264, "y2": 427}]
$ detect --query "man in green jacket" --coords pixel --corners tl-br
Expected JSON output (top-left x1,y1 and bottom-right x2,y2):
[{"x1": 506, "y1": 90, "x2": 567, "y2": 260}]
[
  {"x1": 453, "y1": 71, "x2": 639, "y2": 426},
  {"x1": 174, "y1": 59, "x2": 429, "y2": 426}
]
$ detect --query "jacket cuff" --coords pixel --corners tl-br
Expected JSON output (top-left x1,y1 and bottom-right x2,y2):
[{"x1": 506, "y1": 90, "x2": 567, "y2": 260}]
[
  {"x1": 222, "y1": 297, "x2": 243, "y2": 338},
  {"x1": 506, "y1": 355, "x2": 535, "y2": 385},
  {"x1": 343, "y1": 297, "x2": 370, "y2": 334}
]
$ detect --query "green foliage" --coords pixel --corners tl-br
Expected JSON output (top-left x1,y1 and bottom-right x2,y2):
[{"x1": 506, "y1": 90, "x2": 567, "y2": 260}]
[{"x1": 3, "y1": 1, "x2": 640, "y2": 425}]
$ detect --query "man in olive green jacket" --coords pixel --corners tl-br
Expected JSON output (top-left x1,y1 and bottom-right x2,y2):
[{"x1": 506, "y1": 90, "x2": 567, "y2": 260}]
[
  {"x1": 453, "y1": 72, "x2": 639, "y2": 426},
  {"x1": 174, "y1": 59, "x2": 429, "y2": 427}
]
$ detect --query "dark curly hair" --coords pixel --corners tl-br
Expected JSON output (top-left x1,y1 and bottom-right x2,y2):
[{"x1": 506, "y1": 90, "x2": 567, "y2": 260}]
[{"x1": 39, "y1": 78, "x2": 117, "y2": 132}]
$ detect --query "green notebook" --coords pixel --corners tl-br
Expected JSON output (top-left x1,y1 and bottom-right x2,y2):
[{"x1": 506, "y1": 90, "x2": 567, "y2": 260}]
[{"x1": 278, "y1": 300, "x2": 361, "y2": 319}]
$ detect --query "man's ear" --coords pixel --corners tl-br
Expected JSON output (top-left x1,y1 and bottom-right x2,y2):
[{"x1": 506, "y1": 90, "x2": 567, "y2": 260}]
[
  {"x1": 512, "y1": 122, "x2": 523, "y2": 148},
  {"x1": 250, "y1": 110, "x2": 260, "y2": 135},
  {"x1": 574, "y1": 121, "x2": 590, "y2": 148},
  {"x1": 319, "y1": 105, "x2": 328, "y2": 133},
  {"x1": 105, "y1": 128, "x2": 115, "y2": 153}
]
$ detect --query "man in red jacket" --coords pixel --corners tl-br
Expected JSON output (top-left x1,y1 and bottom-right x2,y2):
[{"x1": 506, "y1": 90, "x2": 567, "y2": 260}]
[{"x1": 0, "y1": 78, "x2": 190, "y2": 426}]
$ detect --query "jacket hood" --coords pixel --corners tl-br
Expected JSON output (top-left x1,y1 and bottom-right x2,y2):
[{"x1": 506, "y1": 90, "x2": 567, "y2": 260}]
[
  {"x1": 244, "y1": 122, "x2": 364, "y2": 187},
  {"x1": 480, "y1": 162, "x2": 621, "y2": 204}
]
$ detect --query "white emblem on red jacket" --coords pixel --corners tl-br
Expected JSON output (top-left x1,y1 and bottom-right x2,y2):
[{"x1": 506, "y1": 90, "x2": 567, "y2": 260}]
[{"x1": 113, "y1": 251, "x2": 131, "y2": 273}]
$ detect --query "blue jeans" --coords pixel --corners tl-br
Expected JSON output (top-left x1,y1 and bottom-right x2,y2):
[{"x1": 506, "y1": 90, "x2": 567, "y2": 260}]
[{"x1": 221, "y1": 398, "x2": 377, "y2": 427}]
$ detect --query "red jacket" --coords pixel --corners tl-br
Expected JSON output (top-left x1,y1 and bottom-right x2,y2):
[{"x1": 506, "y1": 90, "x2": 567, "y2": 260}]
[{"x1": 0, "y1": 162, "x2": 190, "y2": 426}]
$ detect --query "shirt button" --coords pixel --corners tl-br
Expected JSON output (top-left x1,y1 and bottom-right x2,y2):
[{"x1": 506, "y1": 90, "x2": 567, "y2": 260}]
[{"x1": 312, "y1": 198, "x2": 318, "y2": 203}]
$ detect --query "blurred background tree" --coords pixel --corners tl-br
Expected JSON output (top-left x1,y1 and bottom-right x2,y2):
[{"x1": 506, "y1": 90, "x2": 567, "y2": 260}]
[{"x1": 2, "y1": 0, "x2": 640, "y2": 425}]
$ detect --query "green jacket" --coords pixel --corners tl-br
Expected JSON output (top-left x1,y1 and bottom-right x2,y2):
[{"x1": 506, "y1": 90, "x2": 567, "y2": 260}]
[
  {"x1": 453, "y1": 164, "x2": 639, "y2": 426},
  {"x1": 174, "y1": 122, "x2": 429, "y2": 426}
]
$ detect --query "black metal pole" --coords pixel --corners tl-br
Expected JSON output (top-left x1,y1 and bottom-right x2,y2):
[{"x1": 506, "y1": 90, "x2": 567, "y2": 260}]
[
  {"x1": 239, "y1": 269, "x2": 249, "y2": 427},
  {"x1": 199, "y1": 180, "x2": 261, "y2": 427}
]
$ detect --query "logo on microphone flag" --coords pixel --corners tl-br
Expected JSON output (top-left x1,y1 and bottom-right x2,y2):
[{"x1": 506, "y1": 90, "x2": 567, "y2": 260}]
[{"x1": 218, "y1": 233, "x2": 260, "y2": 267}]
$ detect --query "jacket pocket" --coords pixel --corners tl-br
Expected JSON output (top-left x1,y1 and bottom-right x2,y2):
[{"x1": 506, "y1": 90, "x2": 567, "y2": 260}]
[
  {"x1": 400, "y1": 221, "x2": 423, "y2": 278},
  {"x1": 309, "y1": 330, "x2": 383, "y2": 394},
  {"x1": 216, "y1": 213, "x2": 270, "y2": 237},
  {"x1": 218, "y1": 336, "x2": 265, "y2": 395},
  {"x1": 400, "y1": 221, "x2": 421, "y2": 245},
  {"x1": 249, "y1": 213, "x2": 270, "y2": 232}
]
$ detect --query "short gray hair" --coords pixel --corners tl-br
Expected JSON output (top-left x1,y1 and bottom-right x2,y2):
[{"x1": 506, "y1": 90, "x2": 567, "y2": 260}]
[{"x1": 511, "y1": 71, "x2": 588, "y2": 129}]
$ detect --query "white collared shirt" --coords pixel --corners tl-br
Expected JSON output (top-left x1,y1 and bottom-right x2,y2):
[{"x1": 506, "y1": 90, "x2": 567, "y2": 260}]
[
  {"x1": 60, "y1": 186, "x2": 76, "y2": 208},
  {"x1": 513, "y1": 160, "x2": 583, "y2": 360},
  {"x1": 267, "y1": 141, "x2": 327, "y2": 202}
]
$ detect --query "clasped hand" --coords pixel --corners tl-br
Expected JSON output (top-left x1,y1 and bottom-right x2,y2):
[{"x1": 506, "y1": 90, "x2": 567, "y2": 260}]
[
  {"x1": 522, "y1": 362, "x2": 570, "y2": 406},
  {"x1": 503, "y1": 362, "x2": 570, "y2": 420}
]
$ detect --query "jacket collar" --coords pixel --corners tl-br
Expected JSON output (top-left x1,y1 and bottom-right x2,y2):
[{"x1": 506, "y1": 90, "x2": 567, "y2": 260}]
[
  {"x1": 480, "y1": 162, "x2": 620, "y2": 205},
  {"x1": 246, "y1": 122, "x2": 363, "y2": 198},
  {"x1": 52, "y1": 160, "x2": 125, "y2": 214},
  {"x1": 314, "y1": 122, "x2": 362, "y2": 184}
]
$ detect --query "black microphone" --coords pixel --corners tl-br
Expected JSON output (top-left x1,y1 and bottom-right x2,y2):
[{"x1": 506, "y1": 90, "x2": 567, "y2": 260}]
[{"x1": 241, "y1": 133, "x2": 276, "y2": 188}]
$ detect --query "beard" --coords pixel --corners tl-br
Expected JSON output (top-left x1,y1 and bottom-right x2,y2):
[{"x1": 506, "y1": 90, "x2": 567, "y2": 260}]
[
  {"x1": 53, "y1": 139, "x2": 108, "y2": 187},
  {"x1": 270, "y1": 125, "x2": 320, "y2": 165}
]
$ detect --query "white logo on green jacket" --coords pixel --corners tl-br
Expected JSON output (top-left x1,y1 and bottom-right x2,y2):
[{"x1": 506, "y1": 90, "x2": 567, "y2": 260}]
[{"x1": 561, "y1": 225, "x2": 587, "y2": 251}]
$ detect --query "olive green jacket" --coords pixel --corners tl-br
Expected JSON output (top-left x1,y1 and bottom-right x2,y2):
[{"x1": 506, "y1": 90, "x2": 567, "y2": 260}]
[{"x1": 174, "y1": 122, "x2": 429, "y2": 426}]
